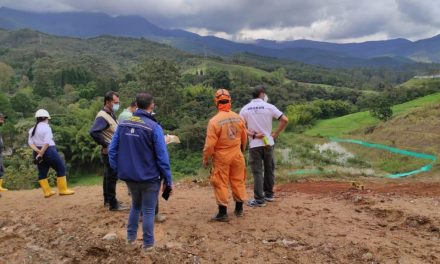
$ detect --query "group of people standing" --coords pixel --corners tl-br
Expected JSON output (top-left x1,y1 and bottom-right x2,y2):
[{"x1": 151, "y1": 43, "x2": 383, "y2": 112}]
[{"x1": 0, "y1": 84, "x2": 287, "y2": 252}]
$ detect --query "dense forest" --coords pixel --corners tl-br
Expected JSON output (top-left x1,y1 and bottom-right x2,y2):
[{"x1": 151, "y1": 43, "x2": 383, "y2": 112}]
[{"x1": 1, "y1": 28, "x2": 440, "y2": 189}]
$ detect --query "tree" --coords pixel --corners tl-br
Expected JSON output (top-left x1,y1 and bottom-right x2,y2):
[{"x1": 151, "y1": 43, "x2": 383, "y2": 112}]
[
  {"x1": 33, "y1": 58, "x2": 59, "y2": 97},
  {"x1": 0, "y1": 61, "x2": 14, "y2": 93},
  {"x1": 10, "y1": 92, "x2": 36, "y2": 117},
  {"x1": 204, "y1": 68, "x2": 230, "y2": 89},
  {"x1": 136, "y1": 59, "x2": 183, "y2": 117},
  {"x1": 76, "y1": 81, "x2": 97, "y2": 100},
  {"x1": 369, "y1": 96, "x2": 393, "y2": 121}
]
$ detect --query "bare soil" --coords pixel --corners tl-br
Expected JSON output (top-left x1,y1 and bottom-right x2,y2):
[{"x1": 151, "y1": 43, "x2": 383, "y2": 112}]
[{"x1": 1, "y1": 180, "x2": 439, "y2": 264}]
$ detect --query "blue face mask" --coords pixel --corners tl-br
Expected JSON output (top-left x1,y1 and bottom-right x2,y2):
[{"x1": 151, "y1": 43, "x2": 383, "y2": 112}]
[{"x1": 112, "y1": 103, "x2": 120, "y2": 112}]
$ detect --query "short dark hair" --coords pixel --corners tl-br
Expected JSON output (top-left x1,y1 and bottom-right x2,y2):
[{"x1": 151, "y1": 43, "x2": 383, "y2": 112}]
[
  {"x1": 104, "y1": 91, "x2": 119, "y2": 105},
  {"x1": 136, "y1": 92, "x2": 153, "y2": 110},
  {"x1": 129, "y1": 101, "x2": 137, "y2": 108},
  {"x1": 252, "y1": 85, "x2": 265, "y2": 98}
]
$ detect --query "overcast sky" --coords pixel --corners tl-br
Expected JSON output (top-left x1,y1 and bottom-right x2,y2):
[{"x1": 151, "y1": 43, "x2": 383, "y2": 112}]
[{"x1": 1, "y1": 0, "x2": 440, "y2": 43}]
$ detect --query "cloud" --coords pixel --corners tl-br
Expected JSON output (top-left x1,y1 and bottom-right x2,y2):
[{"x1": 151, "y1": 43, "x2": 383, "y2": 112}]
[{"x1": 1, "y1": 0, "x2": 440, "y2": 42}]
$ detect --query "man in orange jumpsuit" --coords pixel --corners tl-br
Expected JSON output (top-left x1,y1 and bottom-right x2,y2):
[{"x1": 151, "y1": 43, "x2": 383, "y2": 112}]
[{"x1": 203, "y1": 89, "x2": 248, "y2": 222}]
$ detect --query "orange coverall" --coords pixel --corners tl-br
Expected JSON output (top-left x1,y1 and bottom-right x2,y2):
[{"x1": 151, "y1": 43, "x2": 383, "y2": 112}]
[{"x1": 203, "y1": 110, "x2": 248, "y2": 207}]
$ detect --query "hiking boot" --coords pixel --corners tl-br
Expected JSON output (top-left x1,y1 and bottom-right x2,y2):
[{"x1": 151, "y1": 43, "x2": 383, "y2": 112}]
[
  {"x1": 234, "y1": 202, "x2": 244, "y2": 217},
  {"x1": 247, "y1": 199, "x2": 267, "y2": 208},
  {"x1": 211, "y1": 205, "x2": 229, "y2": 222}
]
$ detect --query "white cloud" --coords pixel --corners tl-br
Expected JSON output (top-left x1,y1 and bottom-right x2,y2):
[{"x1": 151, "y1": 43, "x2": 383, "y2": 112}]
[
  {"x1": 1, "y1": 0, "x2": 440, "y2": 42},
  {"x1": 186, "y1": 27, "x2": 233, "y2": 40}
]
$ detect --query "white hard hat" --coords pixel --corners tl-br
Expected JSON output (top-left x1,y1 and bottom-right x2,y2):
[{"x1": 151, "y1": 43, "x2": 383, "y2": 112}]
[{"x1": 35, "y1": 109, "x2": 51, "y2": 119}]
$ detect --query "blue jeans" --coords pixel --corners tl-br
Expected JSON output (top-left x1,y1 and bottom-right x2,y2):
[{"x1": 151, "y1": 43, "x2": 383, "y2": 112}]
[
  {"x1": 126, "y1": 180, "x2": 160, "y2": 247},
  {"x1": 34, "y1": 146, "x2": 66, "y2": 180}
]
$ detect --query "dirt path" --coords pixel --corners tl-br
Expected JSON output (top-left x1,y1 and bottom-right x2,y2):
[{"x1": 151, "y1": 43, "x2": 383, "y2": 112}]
[{"x1": 1, "y1": 180, "x2": 439, "y2": 264}]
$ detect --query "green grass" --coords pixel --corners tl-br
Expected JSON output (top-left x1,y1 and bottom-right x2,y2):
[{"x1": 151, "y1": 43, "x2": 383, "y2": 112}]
[
  {"x1": 183, "y1": 60, "x2": 273, "y2": 78},
  {"x1": 69, "y1": 172, "x2": 102, "y2": 187},
  {"x1": 305, "y1": 92, "x2": 440, "y2": 137},
  {"x1": 398, "y1": 77, "x2": 440, "y2": 88}
]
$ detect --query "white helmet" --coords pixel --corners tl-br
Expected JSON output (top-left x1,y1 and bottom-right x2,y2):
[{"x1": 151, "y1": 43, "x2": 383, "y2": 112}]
[{"x1": 35, "y1": 109, "x2": 51, "y2": 119}]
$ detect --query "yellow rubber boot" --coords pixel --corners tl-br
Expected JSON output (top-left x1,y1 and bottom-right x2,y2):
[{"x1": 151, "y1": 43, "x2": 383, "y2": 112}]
[
  {"x1": 38, "y1": 179, "x2": 56, "y2": 198},
  {"x1": 57, "y1": 176, "x2": 75, "y2": 195},
  {"x1": 0, "y1": 179, "x2": 8, "y2": 191}
]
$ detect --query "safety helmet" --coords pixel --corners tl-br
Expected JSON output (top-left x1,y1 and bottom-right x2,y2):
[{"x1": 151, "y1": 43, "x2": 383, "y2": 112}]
[
  {"x1": 35, "y1": 109, "x2": 51, "y2": 119},
  {"x1": 214, "y1": 88, "x2": 231, "y2": 105}
]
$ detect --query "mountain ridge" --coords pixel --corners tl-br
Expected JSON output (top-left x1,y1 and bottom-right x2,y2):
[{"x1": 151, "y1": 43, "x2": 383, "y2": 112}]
[{"x1": 1, "y1": 7, "x2": 440, "y2": 67}]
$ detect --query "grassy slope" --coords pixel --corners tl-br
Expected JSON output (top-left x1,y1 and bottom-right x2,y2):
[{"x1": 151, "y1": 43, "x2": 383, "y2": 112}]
[
  {"x1": 183, "y1": 60, "x2": 275, "y2": 78},
  {"x1": 183, "y1": 59, "x2": 356, "y2": 89},
  {"x1": 305, "y1": 92, "x2": 440, "y2": 137}
]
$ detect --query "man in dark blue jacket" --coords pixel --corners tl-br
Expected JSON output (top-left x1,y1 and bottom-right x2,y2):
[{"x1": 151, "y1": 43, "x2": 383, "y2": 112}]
[{"x1": 108, "y1": 92, "x2": 173, "y2": 251}]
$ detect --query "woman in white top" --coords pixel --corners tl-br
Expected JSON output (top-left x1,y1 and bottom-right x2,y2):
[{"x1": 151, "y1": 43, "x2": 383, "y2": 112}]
[{"x1": 28, "y1": 109, "x2": 75, "y2": 198}]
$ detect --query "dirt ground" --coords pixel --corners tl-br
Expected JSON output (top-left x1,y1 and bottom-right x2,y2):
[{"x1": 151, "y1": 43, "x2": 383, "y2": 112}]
[{"x1": 1, "y1": 180, "x2": 439, "y2": 264}]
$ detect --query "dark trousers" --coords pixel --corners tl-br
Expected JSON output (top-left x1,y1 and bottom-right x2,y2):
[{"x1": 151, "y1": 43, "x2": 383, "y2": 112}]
[
  {"x1": 34, "y1": 147, "x2": 66, "y2": 180},
  {"x1": 102, "y1": 154, "x2": 118, "y2": 208},
  {"x1": 249, "y1": 146, "x2": 275, "y2": 202},
  {"x1": 126, "y1": 180, "x2": 160, "y2": 247}
]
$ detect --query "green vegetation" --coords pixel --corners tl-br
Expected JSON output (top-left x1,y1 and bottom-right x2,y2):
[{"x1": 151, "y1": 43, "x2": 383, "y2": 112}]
[
  {"x1": 69, "y1": 173, "x2": 102, "y2": 187},
  {"x1": 183, "y1": 60, "x2": 273, "y2": 79},
  {"x1": 286, "y1": 99, "x2": 354, "y2": 131},
  {"x1": 1, "y1": 28, "x2": 440, "y2": 189},
  {"x1": 305, "y1": 92, "x2": 440, "y2": 137},
  {"x1": 340, "y1": 143, "x2": 429, "y2": 175}
]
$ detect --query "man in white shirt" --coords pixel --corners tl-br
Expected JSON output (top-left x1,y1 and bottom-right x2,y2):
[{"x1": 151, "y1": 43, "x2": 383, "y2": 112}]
[{"x1": 239, "y1": 85, "x2": 288, "y2": 207}]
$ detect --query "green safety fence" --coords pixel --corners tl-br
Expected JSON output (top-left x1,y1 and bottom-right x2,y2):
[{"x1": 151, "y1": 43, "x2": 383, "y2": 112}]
[{"x1": 288, "y1": 137, "x2": 437, "y2": 178}]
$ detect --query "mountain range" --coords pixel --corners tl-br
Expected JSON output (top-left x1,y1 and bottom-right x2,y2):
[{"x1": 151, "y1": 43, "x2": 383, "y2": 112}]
[{"x1": 1, "y1": 7, "x2": 440, "y2": 68}]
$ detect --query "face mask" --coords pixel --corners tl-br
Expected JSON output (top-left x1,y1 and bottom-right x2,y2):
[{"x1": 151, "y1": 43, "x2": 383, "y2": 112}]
[
  {"x1": 263, "y1": 94, "x2": 269, "y2": 102},
  {"x1": 218, "y1": 102, "x2": 232, "y2": 112},
  {"x1": 112, "y1": 103, "x2": 120, "y2": 112},
  {"x1": 151, "y1": 105, "x2": 157, "y2": 116}
]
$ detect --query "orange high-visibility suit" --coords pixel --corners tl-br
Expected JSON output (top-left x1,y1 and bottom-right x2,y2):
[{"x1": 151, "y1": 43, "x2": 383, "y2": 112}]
[{"x1": 203, "y1": 110, "x2": 248, "y2": 207}]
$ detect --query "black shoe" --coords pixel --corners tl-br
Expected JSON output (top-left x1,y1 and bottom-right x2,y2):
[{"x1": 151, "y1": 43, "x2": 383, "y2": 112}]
[
  {"x1": 234, "y1": 202, "x2": 244, "y2": 217},
  {"x1": 104, "y1": 199, "x2": 122, "y2": 207},
  {"x1": 211, "y1": 205, "x2": 229, "y2": 222}
]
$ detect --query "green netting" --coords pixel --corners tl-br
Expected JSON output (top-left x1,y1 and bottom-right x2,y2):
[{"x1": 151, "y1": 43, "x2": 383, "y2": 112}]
[
  {"x1": 330, "y1": 137, "x2": 436, "y2": 178},
  {"x1": 288, "y1": 138, "x2": 436, "y2": 178}
]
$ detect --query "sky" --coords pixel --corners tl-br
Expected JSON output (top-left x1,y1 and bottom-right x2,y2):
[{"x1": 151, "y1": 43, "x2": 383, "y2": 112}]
[{"x1": 1, "y1": 0, "x2": 440, "y2": 43}]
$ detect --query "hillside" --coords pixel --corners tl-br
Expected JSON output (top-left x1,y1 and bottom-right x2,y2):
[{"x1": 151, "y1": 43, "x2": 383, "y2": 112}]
[
  {"x1": 0, "y1": 28, "x2": 194, "y2": 76},
  {"x1": 1, "y1": 28, "x2": 419, "y2": 92},
  {"x1": 304, "y1": 91, "x2": 440, "y2": 137},
  {"x1": 3, "y1": 7, "x2": 440, "y2": 68},
  {"x1": 353, "y1": 103, "x2": 440, "y2": 156}
]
